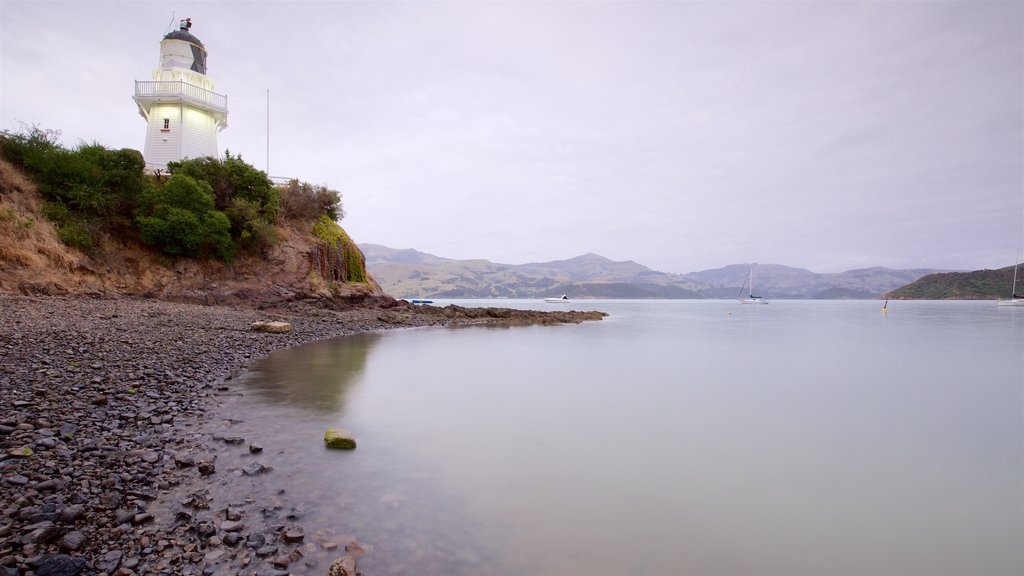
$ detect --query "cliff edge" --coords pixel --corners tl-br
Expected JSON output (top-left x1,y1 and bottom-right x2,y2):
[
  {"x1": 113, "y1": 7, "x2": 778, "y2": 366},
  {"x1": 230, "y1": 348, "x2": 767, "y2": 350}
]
[{"x1": 0, "y1": 159, "x2": 389, "y2": 308}]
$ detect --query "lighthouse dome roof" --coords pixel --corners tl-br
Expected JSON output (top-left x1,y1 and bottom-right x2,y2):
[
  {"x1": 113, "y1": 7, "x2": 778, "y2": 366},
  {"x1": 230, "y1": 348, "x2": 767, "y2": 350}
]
[
  {"x1": 159, "y1": 19, "x2": 208, "y2": 75},
  {"x1": 163, "y1": 28, "x2": 204, "y2": 47}
]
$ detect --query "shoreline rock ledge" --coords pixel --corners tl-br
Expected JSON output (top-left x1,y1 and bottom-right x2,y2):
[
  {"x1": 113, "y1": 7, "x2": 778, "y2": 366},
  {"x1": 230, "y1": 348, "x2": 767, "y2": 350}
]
[{"x1": 324, "y1": 428, "x2": 357, "y2": 450}]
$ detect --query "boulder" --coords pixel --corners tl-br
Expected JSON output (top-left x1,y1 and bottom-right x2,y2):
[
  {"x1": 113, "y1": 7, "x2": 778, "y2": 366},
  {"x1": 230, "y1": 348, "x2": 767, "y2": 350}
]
[
  {"x1": 282, "y1": 526, "x2": 304, "y2": 543},
  {"x1": 58, "y1": 530, "x2": 86, "y2": 551},
  {"x1": 249, "y1": 321, "x2": 293, "y2": 333},
  {"x1": 34, "y1": 554, "x2": 87, "y2": 576},
  {"x1": 220, "y1": 520, "x2": 244, "y2": 533},
  {"x1": 24, "y1": 521, "x2": 63, "y2": 545},
  {"x1": 324, "y1": 428, "x2": 356, "y2": 450},
  {"x1": 328, "y1": 556, "x2": 357, "y2": 576},
  {"x1": 197, "y1": 460, "x2": 216, "y2": 476},
  {"x1": 242, "y1": 461, "x2": 270, "y2": 476}
]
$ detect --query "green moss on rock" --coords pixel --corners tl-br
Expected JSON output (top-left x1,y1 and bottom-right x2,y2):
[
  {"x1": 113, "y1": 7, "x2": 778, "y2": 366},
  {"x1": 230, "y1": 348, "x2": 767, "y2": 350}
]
[
  {"x1": 324, "y1": 428, "x2": 356, "y2": 450},
  {"x1": 311, "y1": 215, "x2": 367, "y2": 285}
]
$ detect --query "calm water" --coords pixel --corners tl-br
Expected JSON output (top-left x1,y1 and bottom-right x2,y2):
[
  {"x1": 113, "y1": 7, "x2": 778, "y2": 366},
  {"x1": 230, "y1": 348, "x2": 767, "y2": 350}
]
[{"x1": 223, "y1": 300, "x2": 1023, "y2": 575}]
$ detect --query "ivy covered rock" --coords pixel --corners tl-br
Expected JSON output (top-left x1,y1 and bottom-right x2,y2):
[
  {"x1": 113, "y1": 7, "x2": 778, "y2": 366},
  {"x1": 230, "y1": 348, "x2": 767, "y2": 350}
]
[{"x1": 310, "y1": 215, "x2": 367, "y2": 285}]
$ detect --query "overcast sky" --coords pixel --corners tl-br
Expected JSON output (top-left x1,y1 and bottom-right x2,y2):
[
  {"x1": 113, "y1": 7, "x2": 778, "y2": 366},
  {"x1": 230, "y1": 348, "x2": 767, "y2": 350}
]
[{"x1": 2, "y1": 1, "x2": 1022, "y2": 273}]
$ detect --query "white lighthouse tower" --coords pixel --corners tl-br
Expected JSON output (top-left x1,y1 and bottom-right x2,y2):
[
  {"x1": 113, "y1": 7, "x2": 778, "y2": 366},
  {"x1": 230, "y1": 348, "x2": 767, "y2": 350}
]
[{"x1": 133, "y1": 18, "x2": 228, "y2": 172}]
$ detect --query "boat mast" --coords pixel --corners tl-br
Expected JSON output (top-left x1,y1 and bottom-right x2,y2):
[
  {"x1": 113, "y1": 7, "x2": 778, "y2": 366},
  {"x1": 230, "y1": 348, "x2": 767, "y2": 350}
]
[
  {"x1": 737, "y1": 270, "x2": 749, "y2": 298},
  {"x1": 1013, "y1": 251, "x2": 1020, "y2": 297}
]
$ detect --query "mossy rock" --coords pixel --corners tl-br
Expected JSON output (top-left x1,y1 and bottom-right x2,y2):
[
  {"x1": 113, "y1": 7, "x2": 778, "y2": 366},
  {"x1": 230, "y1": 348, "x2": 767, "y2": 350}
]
[
  {"x1": 250, "y1": 321, "x2": 293, "y2": 333},
  {"x1": 6, "y1": 446, "x2": 33, "y2": 458},
  {"x1": 324, "y1": 428, "x2": 356, "y2": 450}
]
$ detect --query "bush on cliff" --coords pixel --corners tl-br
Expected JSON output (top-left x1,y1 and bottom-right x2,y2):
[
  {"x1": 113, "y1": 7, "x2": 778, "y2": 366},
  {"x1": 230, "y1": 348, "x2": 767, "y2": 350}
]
[
  {"x1": 2, "y1": 125, "x2": 364, "y2": 283},
  {"x1": 167, "y1": 155, "x2": 281, "y2": 256},
  {"x1": 137, "y1": 174, "x2": 234, "y2": 261},
  {"x1": 167, "y1": 155, "x2": 279, "y2": 221},
  {"x1": 278, "y1": 179, "x2": 344, "y2": 222},
  {"x1": 0, "y1": 126, "x2": 152, "y2": 249}
]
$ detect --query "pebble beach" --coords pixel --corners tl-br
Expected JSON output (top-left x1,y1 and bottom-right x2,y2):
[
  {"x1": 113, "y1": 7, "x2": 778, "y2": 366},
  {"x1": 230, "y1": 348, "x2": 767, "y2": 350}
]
[{"x1": 0, "y1": 295, "x2": 603, "y2": 575}]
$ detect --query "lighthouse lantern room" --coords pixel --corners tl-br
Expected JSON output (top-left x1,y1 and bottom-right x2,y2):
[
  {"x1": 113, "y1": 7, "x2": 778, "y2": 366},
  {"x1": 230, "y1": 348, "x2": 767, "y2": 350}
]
[{"x1": 133, "y1": 18, "x2": 228, "y2": 172}]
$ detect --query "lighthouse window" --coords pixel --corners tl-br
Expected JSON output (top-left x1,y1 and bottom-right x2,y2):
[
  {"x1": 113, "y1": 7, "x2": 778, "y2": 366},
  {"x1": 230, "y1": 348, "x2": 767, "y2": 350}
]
[{"x1": 162, "y1": 118, "x2": 170, "y2": 130}]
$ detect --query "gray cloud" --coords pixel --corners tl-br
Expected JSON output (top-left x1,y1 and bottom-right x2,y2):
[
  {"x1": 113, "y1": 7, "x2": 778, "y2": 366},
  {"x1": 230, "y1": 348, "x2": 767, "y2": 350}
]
[{"x1": 2, "y1": 0, "x2": 1021, "y2": 273}]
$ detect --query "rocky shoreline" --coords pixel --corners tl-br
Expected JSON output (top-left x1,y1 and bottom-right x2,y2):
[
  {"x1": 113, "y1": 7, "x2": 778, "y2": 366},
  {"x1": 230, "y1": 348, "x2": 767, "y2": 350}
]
[{"x1": 0, "y1": 295, "x2": 604, "y2": 575}]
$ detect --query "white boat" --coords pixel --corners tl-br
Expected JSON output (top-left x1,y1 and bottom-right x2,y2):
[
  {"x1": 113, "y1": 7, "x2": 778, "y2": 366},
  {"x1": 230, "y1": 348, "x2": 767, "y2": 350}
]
[
  {"x1": 409, "y1": 292, "x2": 433, "y2": 305},
  {"x1": 738, "y1": 266, "x2": 769, "y2": 304},
  {"x1": 997, "y1": 252, "x2": 1024, "y2": 307},
  {"x1": 544, "y1": 295, "x2": 570, "y2": 303}
]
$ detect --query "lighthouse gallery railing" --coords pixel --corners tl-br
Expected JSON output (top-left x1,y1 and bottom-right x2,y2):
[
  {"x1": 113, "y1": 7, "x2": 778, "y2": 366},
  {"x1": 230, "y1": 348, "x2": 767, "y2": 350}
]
[{"x1": 134, "y1": 80, "x2": 227, "y2": 111}]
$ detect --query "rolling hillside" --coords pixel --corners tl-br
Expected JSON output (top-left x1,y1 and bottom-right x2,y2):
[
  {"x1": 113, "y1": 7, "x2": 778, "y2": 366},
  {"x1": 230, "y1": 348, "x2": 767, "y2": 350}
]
[
  {"x1": 884, "y1": 266, "x2": 1017, "y2": 299},
  {"x1": 689, "y1": 264, "x2": 943, "y2": 299},
  {"x1": 361, "y1": 244, "x2": 944, "y2": 299}
]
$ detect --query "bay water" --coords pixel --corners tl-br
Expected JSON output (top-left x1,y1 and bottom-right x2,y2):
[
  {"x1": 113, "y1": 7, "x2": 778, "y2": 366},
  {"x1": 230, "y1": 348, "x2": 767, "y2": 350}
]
[{"x1": 223, "y1": 300, "x2": 1023, "y2": 575}]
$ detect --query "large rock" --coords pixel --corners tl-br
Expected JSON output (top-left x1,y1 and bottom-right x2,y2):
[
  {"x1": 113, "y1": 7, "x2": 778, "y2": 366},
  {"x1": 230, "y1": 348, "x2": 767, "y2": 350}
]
[
  {"x1": 57, "y1": 530, "x2": 85, "y2": 552},
  {"x1": 221, "y1": 520, "x2": 244, "y2": 533},
  {"x1": 282, "y1": 526, "x2": 304, "y2": 543},
  {"x1": 34, "y1": 554, "x2": 87, "y2": 576},
  {"x1": 327, "y1": 556, "x2": 357, "y2": 576},
  {"x1": 324, "y1": 428, "x2": 356, "y2": 450},
  {"x1": 23, "y1": 521, "x2": 63, "y2": 544},
  {"x1": 249, "y1": 321, "x2": 293, "y2": 333}
]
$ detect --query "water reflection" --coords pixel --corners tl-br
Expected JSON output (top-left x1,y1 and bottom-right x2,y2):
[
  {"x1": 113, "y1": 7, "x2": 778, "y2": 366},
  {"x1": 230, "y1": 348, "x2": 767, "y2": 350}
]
[
  {"x1": 243, "y1": 333, "x2": 381, "y2": 413},
  {"x1": 222, "y1": 302, "x2": 1022, "y2": 576}
]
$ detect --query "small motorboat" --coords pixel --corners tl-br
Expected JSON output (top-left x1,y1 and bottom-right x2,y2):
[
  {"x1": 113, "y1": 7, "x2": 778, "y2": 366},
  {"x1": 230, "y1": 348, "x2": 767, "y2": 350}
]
[{"x1": 544, "y1": 295, "x2": 570, "y2": 303}]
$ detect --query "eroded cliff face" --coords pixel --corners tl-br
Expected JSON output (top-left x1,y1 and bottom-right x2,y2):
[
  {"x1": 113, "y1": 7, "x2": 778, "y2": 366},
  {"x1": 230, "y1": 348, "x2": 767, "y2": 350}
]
[{"x1": 0, "y1": 160, "x2": 389, "y2": 307}]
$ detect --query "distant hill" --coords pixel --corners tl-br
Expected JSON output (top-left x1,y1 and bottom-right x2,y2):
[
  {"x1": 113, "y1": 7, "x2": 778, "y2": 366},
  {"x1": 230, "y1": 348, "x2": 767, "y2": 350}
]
[
  {"x1": 884, "y1": 266, "x2": 1017, "y2": 300},
  {"x1": 361, "y1": 246, "x2": 705, "y2": 298},
  {"x1": 361, "y1": 244, "x2": 943, "y2": 299},
  {"x1": 689, "y1": 264, "x2": 943, "y2": 299}
]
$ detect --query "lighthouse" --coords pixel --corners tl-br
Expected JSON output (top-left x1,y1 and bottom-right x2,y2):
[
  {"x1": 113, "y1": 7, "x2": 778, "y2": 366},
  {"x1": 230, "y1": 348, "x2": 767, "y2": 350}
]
[{"x1": 133, "y1": 18, "x2": 228, "y2": 172}]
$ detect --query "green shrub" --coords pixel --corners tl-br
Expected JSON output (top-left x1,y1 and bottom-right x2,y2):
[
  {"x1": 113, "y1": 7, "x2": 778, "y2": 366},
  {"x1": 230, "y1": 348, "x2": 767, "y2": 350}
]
[
  {"x1": 168, "y1": 154, "x2": 278, "y2": 221},
  {"x1": 225, "y1": 198, "x2": 277, "y2": 254},
  {"x1": 202, "y1": 210, "x2": 235, "y2": 261},
  {"x1": 42, "y1": 201, "x2": 71, "y2": 227},
  {"x1": 57, "y1": 220, "x2": 95, "y2": 250},
  {"x1": 140, "y1": 207, "x2": 202, "y2": 256},
  {"x1": 98, "y1": 147, "x2": 149, "y2": 218},
  {"x1": 0, "y1": 124, "x2": 61, "y2": 170},
  {"x1": 279, "y1": 179, "x2": 343, "y2": 221},
  {"x1": 0, "y1": 126, "x2": 150, "y2": 235},
  {"x1": 157, "y1": 173, "x2": 216, "y2": 215},
  {"x1": 226, "y1": 155, "x2": 278, "y2": 221},
  {"x1": 137, "y1": 174, "x2": 235, "y2": 261},
  {"x1": 224, "y1": 197, "x2": 259, "y2": 235},
  {"x1": 163, "y1": 156, "x2": 230, "y2": 205},
  {"x1": 167, "y1": 155, "x2": 280, "y2": 258}
]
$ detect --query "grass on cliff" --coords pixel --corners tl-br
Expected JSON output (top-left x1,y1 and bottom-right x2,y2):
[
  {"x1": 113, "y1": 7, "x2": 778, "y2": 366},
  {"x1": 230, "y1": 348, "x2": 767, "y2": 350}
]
[{"x1": 0, "y1": 159, "x2": 77, "y2": 272}]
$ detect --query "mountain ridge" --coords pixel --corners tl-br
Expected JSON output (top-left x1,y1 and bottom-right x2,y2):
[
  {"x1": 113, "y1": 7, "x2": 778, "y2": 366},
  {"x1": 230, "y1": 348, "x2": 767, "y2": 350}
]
[{"x1": 360, "y1": 244, "x2": 948, "y2": 299}]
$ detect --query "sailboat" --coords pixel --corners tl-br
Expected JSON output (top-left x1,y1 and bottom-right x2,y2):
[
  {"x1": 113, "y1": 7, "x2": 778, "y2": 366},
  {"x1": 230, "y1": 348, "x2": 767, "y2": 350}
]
[
  {"x1": 996, "y1": 252, "x2": 1024, "y2": 307},
  {"x1": 738, "y1": 266, "x2": 769, "y2": 304}
]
